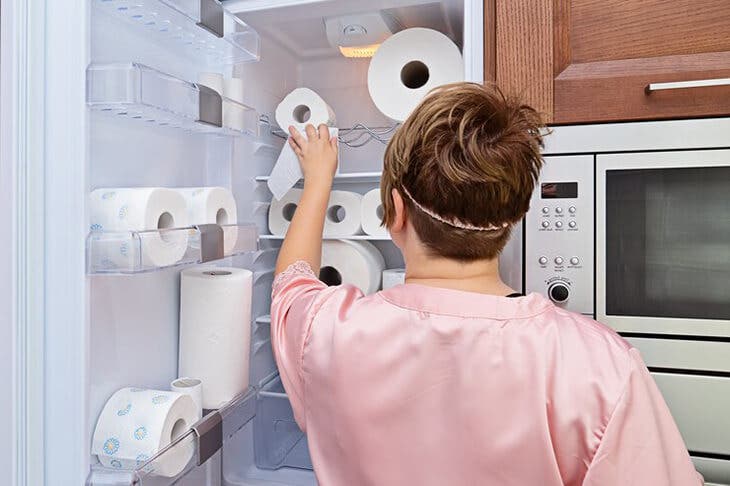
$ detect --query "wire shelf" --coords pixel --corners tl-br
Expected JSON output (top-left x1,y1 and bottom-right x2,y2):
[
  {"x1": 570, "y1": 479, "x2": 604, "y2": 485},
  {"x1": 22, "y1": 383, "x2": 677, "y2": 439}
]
[{"x1": 259, "y1": 115, "x2": 399, "y2": 148}]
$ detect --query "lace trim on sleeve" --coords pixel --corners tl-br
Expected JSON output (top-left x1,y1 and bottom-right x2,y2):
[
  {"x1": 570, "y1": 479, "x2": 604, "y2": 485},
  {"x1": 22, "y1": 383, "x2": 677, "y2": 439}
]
[{"x1": 272, "y1": 260, "x2": 318, "y2": 295}]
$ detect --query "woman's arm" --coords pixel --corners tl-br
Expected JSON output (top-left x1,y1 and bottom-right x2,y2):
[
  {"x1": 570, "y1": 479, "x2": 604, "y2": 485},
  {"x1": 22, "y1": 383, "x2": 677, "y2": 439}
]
[{"x1": 274, "y1": 123, "x2": 338, "y2": 275}]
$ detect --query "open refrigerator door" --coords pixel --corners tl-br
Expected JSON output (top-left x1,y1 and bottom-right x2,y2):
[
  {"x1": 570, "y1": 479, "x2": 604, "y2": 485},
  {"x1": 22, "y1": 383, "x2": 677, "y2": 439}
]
[{"x1": 23, "y1": 0, "x2": 497, "y2": 485}]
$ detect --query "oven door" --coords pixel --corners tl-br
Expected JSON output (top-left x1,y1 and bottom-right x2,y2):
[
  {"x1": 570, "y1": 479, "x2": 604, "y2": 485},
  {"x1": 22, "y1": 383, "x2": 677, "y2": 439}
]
[{"x1": 596, "y1": 149, "x2": 730, "y2": 337}]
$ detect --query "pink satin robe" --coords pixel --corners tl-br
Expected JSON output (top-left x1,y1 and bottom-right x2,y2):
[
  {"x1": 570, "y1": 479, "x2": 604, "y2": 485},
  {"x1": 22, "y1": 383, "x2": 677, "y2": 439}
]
[{"x1": 270, "y1": 261, "x2": 703, "y2": 486}]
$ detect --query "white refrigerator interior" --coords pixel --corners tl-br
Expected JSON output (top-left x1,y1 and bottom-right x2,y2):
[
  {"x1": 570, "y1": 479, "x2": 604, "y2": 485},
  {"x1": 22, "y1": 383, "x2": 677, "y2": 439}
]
[{"x1": 83, "y1": 1, "x2": 482, "y2": 485}]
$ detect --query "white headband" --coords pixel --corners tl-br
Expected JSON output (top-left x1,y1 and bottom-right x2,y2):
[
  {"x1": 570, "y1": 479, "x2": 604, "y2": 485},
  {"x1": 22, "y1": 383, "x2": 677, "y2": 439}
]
[{"x1": 401, "y1": 186, "x2": 510, "y2": 232}]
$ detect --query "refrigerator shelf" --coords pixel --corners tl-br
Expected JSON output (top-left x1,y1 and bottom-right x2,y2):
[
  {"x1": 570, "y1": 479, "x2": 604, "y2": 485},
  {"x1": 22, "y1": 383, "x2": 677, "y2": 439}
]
[
  {"x1": 87, "y1": 63, "x2": 259, "y2": 138},
  {"x1": 263, "y1": 117, "x2": 399, "y2": 148},
  {"x1": 255, "y1": 171, "x2": 383, "y2": 183},
  {"x1": 87, "y1": 387, "x2": 257, "y2": 486},
  {"x1": 259, "y1": 234, "x2": 390, "y2": 241},
  {"x1": 86, "y1": 223, "x2": 259, "y2": 274},
  {"x1": 94, "y1": 0, "x2": 260, "y2": 66}
]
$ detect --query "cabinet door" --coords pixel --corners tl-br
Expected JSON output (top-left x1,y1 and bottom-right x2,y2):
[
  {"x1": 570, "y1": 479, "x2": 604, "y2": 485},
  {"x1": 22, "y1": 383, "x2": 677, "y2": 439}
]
[{"x1": 487, "y1": 0, "x2": 730, "y2": 124}]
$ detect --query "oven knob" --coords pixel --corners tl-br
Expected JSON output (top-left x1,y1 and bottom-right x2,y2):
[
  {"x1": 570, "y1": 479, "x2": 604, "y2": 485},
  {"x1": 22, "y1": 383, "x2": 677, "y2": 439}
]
[
  {"x1": 555, "y1": 221, "x2": 563, "y2": 228},
  {"x1": 539, "y1": 256, "x2": 548, "y2": 265},
  {"x1": 569, "y1": 206, "x2": 576, "y2": 214},
  {"x1": 554, "y1": 257, "x2": 564, "y2": 265},
  {"x1": 548, "y1": 283, "x2": 570, "y2": 303},
  {"x1": 568, "y1": 221, "x2": 577, "y2": 228},
  {"x1": 555, "y1": 207, "x2": 563, "y2": 214},
  {"x1": 542, "y1": 207, "x2": 550, "y2": 214},
  {"x1": 541, "y1": 221, "x2": 550, "y2": 228},
  {"x1": 570, "y1": 257, "x2": 580, "y2": 265}
]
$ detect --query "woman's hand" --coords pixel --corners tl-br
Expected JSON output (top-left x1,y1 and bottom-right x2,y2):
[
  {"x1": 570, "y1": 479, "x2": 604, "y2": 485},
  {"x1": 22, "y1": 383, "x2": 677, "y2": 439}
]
[{"x1": 288, "y1": 123, "x2": 338, "y2": 187}]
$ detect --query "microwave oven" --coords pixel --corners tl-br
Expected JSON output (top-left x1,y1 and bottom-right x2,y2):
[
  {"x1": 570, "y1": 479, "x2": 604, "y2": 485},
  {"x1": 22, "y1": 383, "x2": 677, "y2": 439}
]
[{"x1": 524, "y1": 149, "x2": 730, "y2": 338}]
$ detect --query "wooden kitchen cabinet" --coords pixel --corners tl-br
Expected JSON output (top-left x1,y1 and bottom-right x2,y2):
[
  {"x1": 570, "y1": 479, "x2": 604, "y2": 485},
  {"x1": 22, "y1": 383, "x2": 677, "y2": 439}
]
[{"x1": 485, "y1": 0, "x2": 730, "y2": 124}]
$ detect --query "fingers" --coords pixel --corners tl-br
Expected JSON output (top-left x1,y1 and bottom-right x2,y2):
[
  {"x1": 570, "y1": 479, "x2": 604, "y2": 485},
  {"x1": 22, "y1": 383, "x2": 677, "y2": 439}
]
[
  {"x1": 318, "y1": 124, "x2": 329, "y2": 140},
  {"x1": 288, "y1": 137, "x2": 303, "y2": 157},
  {"x1": 305, "y1": 124, "x2": 318, "y2": 140},
  {"x1": 330, "y1": 136, "x2": 338, "y2": 150}
]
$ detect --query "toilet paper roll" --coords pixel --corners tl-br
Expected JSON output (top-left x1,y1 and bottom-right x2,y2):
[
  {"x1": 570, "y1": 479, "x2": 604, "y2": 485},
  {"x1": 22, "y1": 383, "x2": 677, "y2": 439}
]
[
  {"x1": 324, "y1": 191, "x2": 363, "y2": 237},
  {"x1": 177, "y1": 187, "x2": 238, "y2": 254},
  {"x1": 382, "y1": 268, "x2": 406, "y2": 289},
  {"x1": 179, "y1": 267, "x2": 252, "y2": 410},
  {"x1": 89, "y1": 188, "x2": 189, "y2": 268},
  {"x1": 268, "y1": 188, "x2": 303, "y2": 236},
  {"x1": 170, "y1": 378, "x2": 203, "y2": 420},
  {"x1": 368, "y1": 28, "x2": 464, "y2": 122},
  {"x1": 320, "y1": 240, "x2": 385, "y2": 294},
  {"x1": 223, "y1": 77, "x2": 246, "y2": 131},
  {"x1": 268, "y1": 88, "x2": 338, "y2": 200},
  {"x1": 361, "y1": 188, "x2": 389, "y2": 238},
  {"x1": 198, "y1": 73, "x2": 224, "y2": 95},
  {"x1": 92, "y1": 388, "x2": 198, "y2": 477}
]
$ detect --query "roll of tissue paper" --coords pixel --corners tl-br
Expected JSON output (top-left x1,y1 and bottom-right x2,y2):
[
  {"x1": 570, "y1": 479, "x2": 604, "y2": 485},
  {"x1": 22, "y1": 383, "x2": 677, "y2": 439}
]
[
  {"x1": 361, "y1": 188, "x2": 389, "y2": 238},
  {"x1": 91, "y1": 388, "x2": 198, "y2": 477},
  {"x1": 198, "y1": 73, "x2": 224, "y2": 95},
  {"x1": 223, "y1": 77, "x2": 246, "y2": 131},
  {"x1": 179, "y1": 267, "x2": 252, "y2": 410},
  {"x1": 89, "y1": 188, "x2": 189, "y2": 268},
  {"x1": 170, "y1": 378, "x2": 203, "y2": 420},
  {"x1": 382, "y1": 268, "x2": 406, "y2": 289},
  {"x1": 368, "y1": 28, "x2": 464, "y2": 122},
  {"x1": 320, "y1": 240, "x2": 385, "y2": 294},
  {"x1": 324, "y1": 191, "x2": 363, "y2": 237},
  {"x1": 268, "y1": 188, "x2": 303, "y2": 236},
  {"x1": 268, "y1": 88, "x2": 338, "y2": 200},
  {"x1": 177, "y1": 187, "x2": 238, "y2": 254}
]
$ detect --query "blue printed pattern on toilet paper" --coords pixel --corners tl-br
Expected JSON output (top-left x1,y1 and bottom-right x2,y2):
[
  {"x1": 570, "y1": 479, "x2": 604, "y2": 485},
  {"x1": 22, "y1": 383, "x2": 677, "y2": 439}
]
[
  {"x1": 103, "y1": 437, "x2": 120, "y2": 455},
  {"x1": 152, "y1": 394, "x2": 170, "y2": 404},
  {"x1": 90, "y1": 223, "x2": 103, "y2": 231},
  {"x1": 129, "y1": 387, "x2": 146, "y2": 392},
  {"x1": 110, "y1": 459, "x2": 122, "y2": 469},
  {"x1": 118, "y1": 205, "x2": 129, "y2": 220},
  {"x1": 134, "y1": 426, "x2": 148, "y2": 440},
  {"x1": 117, "y1": 403, "x2": 132, "y2": 416},
  {"x1": 102, "y1": 191, "x2": 116, "y2": 200},
  {"x1": 136, "y1": 454, "x2": 149, "y2": 467}
]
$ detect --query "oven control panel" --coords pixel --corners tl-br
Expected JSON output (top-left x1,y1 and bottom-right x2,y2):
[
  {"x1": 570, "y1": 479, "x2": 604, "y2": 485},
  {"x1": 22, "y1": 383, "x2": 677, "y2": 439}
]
[{"x1": 525, "y1": 155, "x2": 594, "y2": 315}]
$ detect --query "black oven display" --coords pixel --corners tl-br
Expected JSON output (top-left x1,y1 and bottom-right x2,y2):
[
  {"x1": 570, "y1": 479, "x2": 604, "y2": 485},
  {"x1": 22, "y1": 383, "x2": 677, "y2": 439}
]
[{"x1": 541, "y1": 182, "x2": 578, "y2": 199}]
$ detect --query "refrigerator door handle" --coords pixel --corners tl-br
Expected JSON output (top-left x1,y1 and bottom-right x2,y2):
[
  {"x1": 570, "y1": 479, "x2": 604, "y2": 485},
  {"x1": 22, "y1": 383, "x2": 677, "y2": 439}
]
[{"x1": 193, "y1": 410, "x2": 223, "y2": 466}]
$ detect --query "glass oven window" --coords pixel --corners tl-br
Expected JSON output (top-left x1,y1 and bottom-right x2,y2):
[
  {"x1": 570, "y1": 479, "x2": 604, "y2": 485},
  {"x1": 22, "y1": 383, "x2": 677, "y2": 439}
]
[{"x1": 605, "y1": 166, "x2": 730, "y2": 320}]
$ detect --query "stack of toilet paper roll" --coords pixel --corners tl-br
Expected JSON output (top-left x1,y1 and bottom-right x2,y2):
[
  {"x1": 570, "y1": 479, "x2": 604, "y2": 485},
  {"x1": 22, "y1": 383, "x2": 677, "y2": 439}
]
[
  {"x1": 367, "y1": 27, "x2": 464, "y2": 122},
  {"x1": 198, "y1": 73, "x2": 247, "y2": 132},
  {"x1": 91, "y1": 388, "x2": 198, "y2": 477},
  {"x1": 178, "y1": 267, "x2": 252, "y2": 410},
  {"x1": 268, "y1": 187, "x2": 387, "y2": 238},
  {"x1": 320, "y1": 240, "x2": 385, "y2": 294},
  {"x1": 268, "y1": 87, "x2": 338, "y2": 201},
  {"x1": 89, "y1": 187, "x2": 239, "y2": 269}
]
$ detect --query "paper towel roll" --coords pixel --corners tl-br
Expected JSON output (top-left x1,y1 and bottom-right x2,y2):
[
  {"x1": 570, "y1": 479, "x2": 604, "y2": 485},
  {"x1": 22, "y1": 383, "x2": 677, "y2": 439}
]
[
  {"x1": 223, "y1": 78, "x2": 246, "y2": 131},
  {"x1": 179, "y1": 267, "x2": 252, "y2": 409},
  {"x1": 320, "y1": 240, "x2": 385, "y2": 294},
  {"x1": 170, "y1": 378, "x2": 203, "y2": 420},
  {"x1": 92, "y1": 388, "x2": 198, "y2": 477},
  {"x1": 324, "y1": 191, "x2": 363, "y2": 237},
  {"x1": 268, "y1": 188, "x2": 303, "y2": 236},
  {"x1": 89, "y1": 188, "x2": 189, "y2": 268},
  {"x1": 382, "y1": 268, "x2": 406, "y2": 289},
  {"x1": 177, "y1": 187, "x2": 238, "y2": 254},
  {"x1": 361, "y1": 188, "x2": 389, "y2": 238},
  {"x1": 268, "y1": 88, "x2": 338, "y2": 200},
  {"x1": 368, "y1": 28, "x2": 464, "y2": 122}
]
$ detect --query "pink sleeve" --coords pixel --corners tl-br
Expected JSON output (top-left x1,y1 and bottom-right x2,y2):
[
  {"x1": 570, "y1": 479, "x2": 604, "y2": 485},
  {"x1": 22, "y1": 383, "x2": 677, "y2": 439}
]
[
  {"x1": 270, "y1": 261, "x2": 362, "y2": 432},
  {"x1": 583, "y1": 348, "x2": 703, "y2": 486}
]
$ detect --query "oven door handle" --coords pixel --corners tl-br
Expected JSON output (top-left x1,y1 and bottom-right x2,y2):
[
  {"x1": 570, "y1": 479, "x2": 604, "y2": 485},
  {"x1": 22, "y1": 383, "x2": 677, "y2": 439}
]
[{"x1": 645, "y1": 77, "x2": 730, "y2": 94}]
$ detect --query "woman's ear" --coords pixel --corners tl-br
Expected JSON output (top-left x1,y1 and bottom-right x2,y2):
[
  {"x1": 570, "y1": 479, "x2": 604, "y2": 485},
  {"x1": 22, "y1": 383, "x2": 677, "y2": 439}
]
[{"x1": 390, "y1": 188, "x2": 407, "y2": 233}]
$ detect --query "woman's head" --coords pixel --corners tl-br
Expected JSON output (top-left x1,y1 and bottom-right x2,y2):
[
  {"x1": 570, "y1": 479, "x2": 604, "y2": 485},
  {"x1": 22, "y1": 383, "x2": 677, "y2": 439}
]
[{"x1": 381, "y1": 82, "x2": 545, "y2": 261}]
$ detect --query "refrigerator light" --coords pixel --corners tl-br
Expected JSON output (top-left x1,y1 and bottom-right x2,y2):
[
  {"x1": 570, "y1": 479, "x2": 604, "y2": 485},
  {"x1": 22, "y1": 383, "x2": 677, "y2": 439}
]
[{"x1": 338, "y1": 43, "x2": 381, "y2": 58}]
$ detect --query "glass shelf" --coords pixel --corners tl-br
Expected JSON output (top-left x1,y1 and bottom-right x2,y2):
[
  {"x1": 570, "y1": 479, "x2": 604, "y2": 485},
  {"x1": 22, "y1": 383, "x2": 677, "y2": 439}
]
[
  {"x1": 259, "y1": 234, "x2": 390, "y2": 241},
  {"x1": 86, "y1": 387, "x2": 257, "y2": 486},
  {"x1": 87, "y1": 223, "x2": 258, "y2": 274},
  {"x1": 255, "y1": 171, "x2": 383, "y2": 184},
  {"x1": 94, "y1": 0, "x2": 260, "y2": 66},
  {"x1": 87, "y1": 63, "x2": 259, "y2": 138}
]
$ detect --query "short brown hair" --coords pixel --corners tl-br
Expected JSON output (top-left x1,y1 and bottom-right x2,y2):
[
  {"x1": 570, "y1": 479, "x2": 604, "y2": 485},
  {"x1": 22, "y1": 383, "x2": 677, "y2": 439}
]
[{"x1": 381, "y1": 82, "x2": 545, "y2": 261}]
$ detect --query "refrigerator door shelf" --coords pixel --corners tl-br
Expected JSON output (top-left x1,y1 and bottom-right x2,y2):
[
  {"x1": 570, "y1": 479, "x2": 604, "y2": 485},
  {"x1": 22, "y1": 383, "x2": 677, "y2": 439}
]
[
  {"x1": 87, "y1": 63, "x2": 259, "y2": 138},
  {"x1": 86, "y1": 223, "x2": 259, "y2": 274},
  {"x1": 93, "y1": 0, "x2": 260, "y2": 66},
  {"x1": 259, "y1": 234, "x2": 390, "y2": 241},
  {"x1": 255, "y1": 171, "x2": 383, "y2": 184},
  {"x1": 86, "y1": 387, "x2": 257, "y2": 486}
]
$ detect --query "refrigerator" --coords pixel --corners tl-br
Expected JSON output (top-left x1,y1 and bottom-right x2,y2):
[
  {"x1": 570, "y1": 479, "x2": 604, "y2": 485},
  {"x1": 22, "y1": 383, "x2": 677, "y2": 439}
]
[{"x1": 11, "y1": 0, "x2": 488, "y2": 484}]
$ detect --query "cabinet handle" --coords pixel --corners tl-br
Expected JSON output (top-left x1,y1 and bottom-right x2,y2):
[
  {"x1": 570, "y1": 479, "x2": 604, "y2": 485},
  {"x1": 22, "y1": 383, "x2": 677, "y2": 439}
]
[{"x1": 645, "y1": 78, "x2": 730, "y2": 94}]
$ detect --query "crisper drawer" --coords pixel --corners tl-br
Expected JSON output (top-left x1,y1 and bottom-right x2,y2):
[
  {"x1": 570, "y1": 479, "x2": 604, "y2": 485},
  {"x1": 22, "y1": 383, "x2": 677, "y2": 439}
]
[
  {"x1": 653, "y1": 373, "x2": 730, "y2": 456},
  {"x1": 627, "y1": 337, "x2": 730, "y2": 373},
  {"x1": 254, "y1": 376, "x2": 313, "y2": 471}
]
